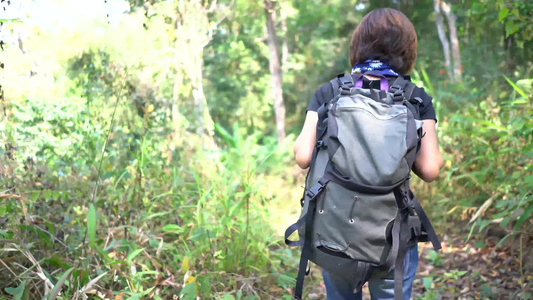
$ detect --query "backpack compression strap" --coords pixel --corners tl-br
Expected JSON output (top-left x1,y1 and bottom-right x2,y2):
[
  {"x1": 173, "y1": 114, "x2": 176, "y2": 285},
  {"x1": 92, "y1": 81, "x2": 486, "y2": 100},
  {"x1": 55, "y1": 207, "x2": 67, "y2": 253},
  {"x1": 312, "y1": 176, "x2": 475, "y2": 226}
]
[
  {"x1": 284, "y1": 181, "x2": 328, "y2": 300},
  {"x1": 390, "y1": 187, "x2": 413, "y2": 300},
  {"x1": 388, "y1": 183, "x2": 442, "y2": 300}
]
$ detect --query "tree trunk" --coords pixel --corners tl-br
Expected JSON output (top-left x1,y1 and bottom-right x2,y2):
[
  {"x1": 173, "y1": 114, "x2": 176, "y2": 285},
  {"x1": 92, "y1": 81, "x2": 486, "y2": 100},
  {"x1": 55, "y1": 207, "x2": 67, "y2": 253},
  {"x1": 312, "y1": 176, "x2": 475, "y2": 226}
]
[
  {"x1": 434, "y1": 0, "x2": 453, "y2": 80},
  {"x1": 174, "y1": 0, "x2": 217, "y2": 149},
  {"x1": 264, "y1": 0, "x2": 286, "y2": 143},
  {"x1": 191, "y1": 53, "x2": 216, "y2": 148},
  {"x1": 281, "y1": 9, "x2": 289, "y2": 75},
  {"x1": 440, "y1": 0, "x2": 461, "y2": 80}
]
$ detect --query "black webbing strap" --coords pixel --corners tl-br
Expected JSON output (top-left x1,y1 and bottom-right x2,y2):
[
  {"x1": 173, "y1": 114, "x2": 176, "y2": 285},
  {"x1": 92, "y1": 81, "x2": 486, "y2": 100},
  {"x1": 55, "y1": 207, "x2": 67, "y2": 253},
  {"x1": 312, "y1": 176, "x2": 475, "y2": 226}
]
[
  {"x1": 389, "y1": 76, "x2": 410, "y2": 103},
  {"x1": 292, "y1": 182, "x2": 326, "y2": 300},
  {"x1": 284, "y1": 183, "x2": 325, "y2": 247},
  {"x1": 317, "y1": 103, "x2": 328, "y2": 121},
  {"x1": 293, "y1": 198, "x2": 316, "y2": 300},
  {"x1": 337, "y1": 73, "x2": 356, "y2": 89},
  {"x1": 403, "y1": 81, "x2": 416, "y2": 101},
  {"x1": 323, "y1": 168, "x2": 405, "y2": 195},
  {"x1": 389, "y1": 186, "x2": 414, "y2": 300},
  {"x1": 410, "y1": 192, "x2": 442, "y2": 251},
  {"x1": 352, "y1": 261, "x2": 373, "y2": 293},
  {"x1": 330, "y1": 78, "x2": 340, "y2": 97},
  {"x1": 389, "y1": 210, "x2": 404, "y2": 300},
  {"x1": 393, "y1": 215, "x2": 411, "y2": 300},
  {"x1": 284, "y1": 217, "x2": 305, "y2": 247}
]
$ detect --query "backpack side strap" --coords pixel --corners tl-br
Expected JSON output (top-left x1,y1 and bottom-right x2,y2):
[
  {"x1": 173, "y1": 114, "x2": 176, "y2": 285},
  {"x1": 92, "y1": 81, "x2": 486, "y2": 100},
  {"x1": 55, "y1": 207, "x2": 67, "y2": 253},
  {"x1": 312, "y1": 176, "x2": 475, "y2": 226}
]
[
  {"x1": 408, "y1": 190, "x2": 442, "y2": 251},
  {"x1": 284, "y1": 182, "x2": 326, "y2": 246},
  {"x1": 388, "y1": 184, "x2": 442, "y2": 300},
  {"x1": 284, "y1": 181, "x2": 329, "y2": 300}
]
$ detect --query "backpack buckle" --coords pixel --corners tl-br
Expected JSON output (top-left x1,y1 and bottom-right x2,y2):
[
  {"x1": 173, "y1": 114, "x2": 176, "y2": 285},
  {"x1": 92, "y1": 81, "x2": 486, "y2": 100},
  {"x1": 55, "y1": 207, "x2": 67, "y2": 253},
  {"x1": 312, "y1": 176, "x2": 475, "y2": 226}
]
[
  {"x1": 306, "y1": 182, "x2": 325, "y2": 199},
  {"x1": 389, "y1": 84, "x2": 402, "y2": 91},
  {"x1": 409, "y1": 97, "x2": 424, "y2": 107},
  {"x1": 316, "y1": 140, "x2": 327, "y2": 148},
  {"x1": 389, "y1": 84, "x2": 404, "y2": 102},
  {"x1": 340, "y1": 86, "x2": 353, "y2": 95}
]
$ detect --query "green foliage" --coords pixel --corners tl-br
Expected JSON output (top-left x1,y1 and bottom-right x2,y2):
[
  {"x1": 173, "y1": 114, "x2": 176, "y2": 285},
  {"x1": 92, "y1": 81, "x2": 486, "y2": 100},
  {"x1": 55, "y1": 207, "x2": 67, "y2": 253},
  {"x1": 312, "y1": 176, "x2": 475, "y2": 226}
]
[
  {"x1": 4, "y1": 280, "x2": 27, "y2": 300},
  {"x1": 428, "y1": 73, "x2": 533, "y2": 239},
  {"x1": 425, "y1": 249, "x2": 444, "y2": 267},
  {"x1": 46, "y1": 267, "x2": 74, "y2": 300},
  {"x1": 87, "y1": 204, "x2": 97, "y2": 249},
  {"x1": 443, "y1": 269, "x2": 467, "y2": 280},
  {"x1": 496, "y1": 0, "x2": 533, "y2": 38}
]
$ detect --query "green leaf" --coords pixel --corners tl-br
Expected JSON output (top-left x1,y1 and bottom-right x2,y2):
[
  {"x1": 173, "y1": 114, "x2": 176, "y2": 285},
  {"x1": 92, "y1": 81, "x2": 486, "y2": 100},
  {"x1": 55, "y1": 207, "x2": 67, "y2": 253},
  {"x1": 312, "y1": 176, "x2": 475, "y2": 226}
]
[
  {"x1": 0, "y1": 18, "x2": 22, "y2": 23},
  {"x1": 423, "y1": 277, "x2": 432, "y2": 290},
  {"x1": 95, "y1": 245, "x2": 113, "y2": 264},
  {"x1": 495, "y1": 233, "x2": 512, "y2": 248},
  {"x1": 525, "y1": 174, "x2": 533, "y2": 187},
  {"x1": 503, "y1": 75, "x2": 527, "y2": 98},
  {"x1": 101, "y1": 171, "x2": 114, "y2": 180},
  {"x1": 475, "y1": 240, "x2": 484, "y2": 249},
  {"x1": 126, "y1": 248, "x2": 145, "y2": 264},
  {"x1": 0, "y1": 229, "x2": 13, "y2": 239},
  {"x1": 87, "y1": 204, "x2": 97, "y2": 249},
  {"x1": 514, "y1": 204, "x2": 533, "y2": 230},
  {"x1": 161, "y1": 224, "x2": 182, "y2": 233},
  {"x1": 276, "y1": 273, "x2": 296, "y2": 289},
  {"x1": 5, "y1": 280, "x2": 27, "y2": 300},
  {"x1": 505, "y1": 20, "x2": 519, "y2": 37},
  {"x1": 498, "y1": 8, "x2": 509, "y2": 22},
  {"x1": 126, "y1": 287, "x2": 154, "y2": 300},
  {"x1": 214, "y1": 123, "x2": 236, "y2": 147},
  {"x1": 47, "y1": 267, "x2": 74, "y2": 300},
  {"x1": 218, "y1": 294, "x2": 235, "y2": 300},
  {"x1": 500, "y1": 217, "x2": 510, "y2": 229},
  {"x1": 31, "y1": 191, "x2": 40, "y2": 201},
  {"x1": 179, "y1": 283, "x2": 198, "y2": 300}
]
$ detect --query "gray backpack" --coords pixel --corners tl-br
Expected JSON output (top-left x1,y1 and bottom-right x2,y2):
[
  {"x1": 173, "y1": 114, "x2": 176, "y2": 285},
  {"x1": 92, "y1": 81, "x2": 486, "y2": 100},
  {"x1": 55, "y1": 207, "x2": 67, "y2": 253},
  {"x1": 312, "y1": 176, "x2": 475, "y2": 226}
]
[{"x1": 285, "y1": 73, "x2": 441, "y2": 300}]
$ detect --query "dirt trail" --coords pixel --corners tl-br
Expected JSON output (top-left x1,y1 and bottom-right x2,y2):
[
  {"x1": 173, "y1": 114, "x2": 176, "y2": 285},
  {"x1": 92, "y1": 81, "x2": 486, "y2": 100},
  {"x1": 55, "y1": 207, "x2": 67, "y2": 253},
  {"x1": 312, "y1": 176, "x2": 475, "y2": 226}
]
[{"x1": 299, "y1": 234, "x2": 532, "y2": 300}]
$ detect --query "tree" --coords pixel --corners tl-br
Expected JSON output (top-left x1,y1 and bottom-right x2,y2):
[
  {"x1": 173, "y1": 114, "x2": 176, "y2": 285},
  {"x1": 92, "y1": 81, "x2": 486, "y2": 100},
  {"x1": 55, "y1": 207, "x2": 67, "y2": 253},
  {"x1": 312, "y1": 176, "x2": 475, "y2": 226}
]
[
  {"x1": 130, "y1": 0, "x2": 221, "y2": 149},
  {"x1": 434, "y1": 0, "x2": 461, "y2": 81},
  {"x1": 264, "y1": 0, "x2": 286, "y2": 143}
]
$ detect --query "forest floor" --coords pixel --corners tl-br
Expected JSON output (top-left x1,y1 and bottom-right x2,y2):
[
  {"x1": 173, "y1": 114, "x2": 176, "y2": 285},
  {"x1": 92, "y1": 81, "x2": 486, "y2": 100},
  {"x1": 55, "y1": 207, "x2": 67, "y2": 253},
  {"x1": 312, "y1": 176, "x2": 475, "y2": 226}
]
[{"x1": 297, "y1": 232, "x2": 533, "y2": 300}]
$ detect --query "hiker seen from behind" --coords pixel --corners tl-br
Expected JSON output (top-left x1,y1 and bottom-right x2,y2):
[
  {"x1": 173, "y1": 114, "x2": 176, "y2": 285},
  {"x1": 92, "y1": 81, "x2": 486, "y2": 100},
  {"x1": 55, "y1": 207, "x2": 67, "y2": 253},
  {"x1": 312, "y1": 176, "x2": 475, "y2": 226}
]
[{"x1": 287, "y1": 7, "x2": 445, "y2": 300}]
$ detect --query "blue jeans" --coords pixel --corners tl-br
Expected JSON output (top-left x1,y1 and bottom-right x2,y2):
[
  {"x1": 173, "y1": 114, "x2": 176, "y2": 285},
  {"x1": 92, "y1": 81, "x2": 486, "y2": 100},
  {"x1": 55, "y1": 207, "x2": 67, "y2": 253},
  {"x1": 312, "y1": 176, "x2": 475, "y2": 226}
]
[{"x1": 322, "y1": 246, "x2": 419, "y2": 300}]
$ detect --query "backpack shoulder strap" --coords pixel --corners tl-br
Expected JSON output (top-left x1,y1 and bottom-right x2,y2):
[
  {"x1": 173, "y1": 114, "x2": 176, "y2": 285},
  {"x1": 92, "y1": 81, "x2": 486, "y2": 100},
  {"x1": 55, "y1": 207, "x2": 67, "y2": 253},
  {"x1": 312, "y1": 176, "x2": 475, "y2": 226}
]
[
  {"x1": 330, "y1": 78, "x2": 340, "y2": 97},
  {"x1": 322, "y1": 73, "x2": 358, "y2": 119},
  {"x1": 331, "y1": 73, "x2": 356, "y2": 93},
  {"x1": 389, "y1": 76, "x2": 409, "y2": 102}
]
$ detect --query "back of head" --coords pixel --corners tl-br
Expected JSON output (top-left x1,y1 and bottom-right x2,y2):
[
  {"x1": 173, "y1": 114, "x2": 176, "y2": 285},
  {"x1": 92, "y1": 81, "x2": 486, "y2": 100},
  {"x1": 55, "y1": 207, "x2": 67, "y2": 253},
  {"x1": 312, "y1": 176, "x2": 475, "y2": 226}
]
[{"x1": 349, "y1": 8, "x2": 417, "y2": 75}]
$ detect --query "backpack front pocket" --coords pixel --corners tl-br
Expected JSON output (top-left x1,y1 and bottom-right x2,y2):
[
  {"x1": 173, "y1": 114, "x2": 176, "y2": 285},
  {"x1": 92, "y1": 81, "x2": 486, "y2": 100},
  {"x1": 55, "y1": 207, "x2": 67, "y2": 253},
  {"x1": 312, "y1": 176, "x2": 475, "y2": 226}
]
[{"x1": 312, "y1": 182, "x2": 397, "y2": 265}]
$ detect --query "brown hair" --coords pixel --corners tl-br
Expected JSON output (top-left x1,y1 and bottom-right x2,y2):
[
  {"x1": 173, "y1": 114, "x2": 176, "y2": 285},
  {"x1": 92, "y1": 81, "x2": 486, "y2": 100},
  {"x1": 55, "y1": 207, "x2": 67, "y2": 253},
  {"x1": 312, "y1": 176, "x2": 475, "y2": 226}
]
[{"x1": 349, "y1": 8, "x2": 417, "y2": 75}]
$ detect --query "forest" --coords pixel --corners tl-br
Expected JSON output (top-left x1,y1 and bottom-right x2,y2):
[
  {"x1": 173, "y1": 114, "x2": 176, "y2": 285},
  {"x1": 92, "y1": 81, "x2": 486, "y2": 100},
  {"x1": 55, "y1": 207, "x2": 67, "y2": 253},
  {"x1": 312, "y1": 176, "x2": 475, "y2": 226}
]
[{"x1": 0, "y1": 0, "x2": 532, "y2": 299}]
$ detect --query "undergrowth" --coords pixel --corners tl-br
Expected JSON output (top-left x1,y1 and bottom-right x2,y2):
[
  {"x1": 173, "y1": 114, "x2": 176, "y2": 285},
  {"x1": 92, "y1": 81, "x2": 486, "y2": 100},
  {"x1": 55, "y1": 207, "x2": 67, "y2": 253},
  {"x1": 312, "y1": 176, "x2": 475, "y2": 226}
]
[{"x1": 0, "y1": 98, "x2": 299, "y2": 299}]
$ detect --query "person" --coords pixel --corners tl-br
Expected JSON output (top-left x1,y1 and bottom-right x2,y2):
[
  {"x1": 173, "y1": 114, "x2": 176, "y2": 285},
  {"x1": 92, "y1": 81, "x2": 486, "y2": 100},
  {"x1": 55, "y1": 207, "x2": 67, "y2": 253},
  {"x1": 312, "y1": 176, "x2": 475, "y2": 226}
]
[{"x1": 292, "y1": 8, "x2": 444, "y2": 300}]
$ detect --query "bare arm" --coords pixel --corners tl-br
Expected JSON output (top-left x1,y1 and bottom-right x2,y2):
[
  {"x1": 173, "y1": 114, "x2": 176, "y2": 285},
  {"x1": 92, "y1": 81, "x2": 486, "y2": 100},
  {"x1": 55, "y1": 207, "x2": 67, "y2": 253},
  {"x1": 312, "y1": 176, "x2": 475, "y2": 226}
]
[
  {"x1": 413, "y1": 119, "x2": 444, "y2": 182},
  {"x1": 293, "y1": 111, "x2": 318, "y2": 169}
]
